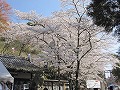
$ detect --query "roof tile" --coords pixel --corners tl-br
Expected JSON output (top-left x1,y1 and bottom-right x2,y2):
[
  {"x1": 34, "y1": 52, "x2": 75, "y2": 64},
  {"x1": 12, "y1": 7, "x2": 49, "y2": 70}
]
[{"x1": 0, "y1": 55, "x2": 40, "y2": 72}]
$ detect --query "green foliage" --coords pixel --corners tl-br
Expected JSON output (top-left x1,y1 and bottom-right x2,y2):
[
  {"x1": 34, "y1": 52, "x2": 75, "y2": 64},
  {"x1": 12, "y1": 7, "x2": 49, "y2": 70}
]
[
  {"x1": 112, "y1": 63, "x2": 120, "y2": 81},
  {"x1": 32, "y1": 72, "x2": 45, "y2": 86},
  {"x1": 27, "y1": 22, "x2": 36, "y2": 26},
  {"x1": 87, "y1": 0, "x2": 120, "y2": 32},
  {"x1": 39, "y1": 65, "x2": 68, "y2": 80},
  {"x1": 0, "y1": 37, "x2": 5, "y2": 41},
  {"x1": 30, "y1": 49, "x2": 39, "y2": 54},
  {"x1": 0, "y1": 38, "x2": 39, "y2": 56},
  {"x1": 27, "y1": 21, "x2": 45, "y2": 28},
  {"x1": 43, "y1": 66, "x2": 58, "y2": 79}
]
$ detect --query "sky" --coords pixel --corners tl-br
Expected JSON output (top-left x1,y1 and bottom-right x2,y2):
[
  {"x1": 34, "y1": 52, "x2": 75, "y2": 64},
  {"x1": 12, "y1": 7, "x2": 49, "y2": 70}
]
[{"x1": 6, "y1": 0, "x2": 61, "y2": 22}]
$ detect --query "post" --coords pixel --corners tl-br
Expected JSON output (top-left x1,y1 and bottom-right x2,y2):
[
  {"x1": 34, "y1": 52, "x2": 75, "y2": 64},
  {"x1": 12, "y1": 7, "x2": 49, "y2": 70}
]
[{"x1": 51, "y1": 82, "x2": 53, "y2": 90}]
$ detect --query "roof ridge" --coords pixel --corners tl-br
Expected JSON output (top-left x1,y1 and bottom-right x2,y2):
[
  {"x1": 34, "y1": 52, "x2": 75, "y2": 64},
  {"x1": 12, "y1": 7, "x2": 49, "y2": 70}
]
[{"x1": 0, "y1": 54, "x2": 27, "y2": 60}]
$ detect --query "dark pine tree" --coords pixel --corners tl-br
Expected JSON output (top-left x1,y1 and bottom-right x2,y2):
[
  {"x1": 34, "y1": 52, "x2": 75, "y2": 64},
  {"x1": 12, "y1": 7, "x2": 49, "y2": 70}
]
[{"x1": 87, "y1": 0, "x2": 120, "y2": 33}]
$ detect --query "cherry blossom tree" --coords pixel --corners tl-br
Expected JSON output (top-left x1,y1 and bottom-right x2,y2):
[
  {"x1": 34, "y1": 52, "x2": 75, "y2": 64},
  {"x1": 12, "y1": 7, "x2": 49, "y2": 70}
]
[
  {"x1": 0, "y1": 23, "x2": 40, "y2": 56},
  {"x1": 7, "y1": 0, "x2": 118, "y2": 89}
]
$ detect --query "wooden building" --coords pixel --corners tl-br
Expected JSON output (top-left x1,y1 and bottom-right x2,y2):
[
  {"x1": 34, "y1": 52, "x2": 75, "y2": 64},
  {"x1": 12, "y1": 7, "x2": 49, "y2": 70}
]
[{"x1": 0, "y1": 55, "x2": 40, "y2": 90}]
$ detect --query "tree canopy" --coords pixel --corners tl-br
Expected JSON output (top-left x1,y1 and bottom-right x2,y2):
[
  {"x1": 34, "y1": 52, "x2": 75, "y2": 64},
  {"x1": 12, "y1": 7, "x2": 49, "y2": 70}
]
[
  {"x1": 112, "y1": 63, "x2": 120, "y2": 82},
  {"x1": 0, "y1": 0, "x2": 11, "y2": 32},
  {"x1": 87, "y1": 0, "x2": 120, "y2": 33},
  {"x1": 13, "y1": 7, "x2": 118, "y2": 89},
  {"x1": 2, "y1": 0, "x2": 119, "y2": 89}
]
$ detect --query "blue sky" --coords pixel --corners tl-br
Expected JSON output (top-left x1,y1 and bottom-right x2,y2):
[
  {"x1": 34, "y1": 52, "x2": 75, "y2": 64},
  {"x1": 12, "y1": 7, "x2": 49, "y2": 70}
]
[{"x1": 6, "y1": 0, "x2": 61, "y2": 16}]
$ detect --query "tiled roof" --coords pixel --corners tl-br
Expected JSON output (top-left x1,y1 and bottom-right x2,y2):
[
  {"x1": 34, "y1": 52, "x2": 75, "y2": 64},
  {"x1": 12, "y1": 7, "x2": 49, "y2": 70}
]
[{"x1": 0, "y1": 55, "x2": 40, "y2": 72}]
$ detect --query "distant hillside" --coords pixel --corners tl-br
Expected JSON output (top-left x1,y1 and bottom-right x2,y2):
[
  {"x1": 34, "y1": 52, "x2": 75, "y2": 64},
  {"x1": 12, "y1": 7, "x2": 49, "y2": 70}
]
[{"x1": 0, "y1": 37, "x2": 39, "y2": 57}]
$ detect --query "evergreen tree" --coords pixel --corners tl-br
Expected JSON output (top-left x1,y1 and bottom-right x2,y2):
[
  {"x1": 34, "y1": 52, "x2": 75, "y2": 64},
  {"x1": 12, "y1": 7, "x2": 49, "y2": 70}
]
[
  {"x1": 87, "y1": 0, "x2": 120, "y2": 33},
  {"x1": 112, "y1": 63, "x2": 120, "y2": 82}
]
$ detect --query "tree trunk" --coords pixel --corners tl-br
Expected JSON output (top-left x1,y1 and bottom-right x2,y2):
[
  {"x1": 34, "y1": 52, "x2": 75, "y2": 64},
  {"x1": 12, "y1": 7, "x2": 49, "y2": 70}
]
[{"x1": 75, "y1": 60, "x2": 80, "y2": 90}]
